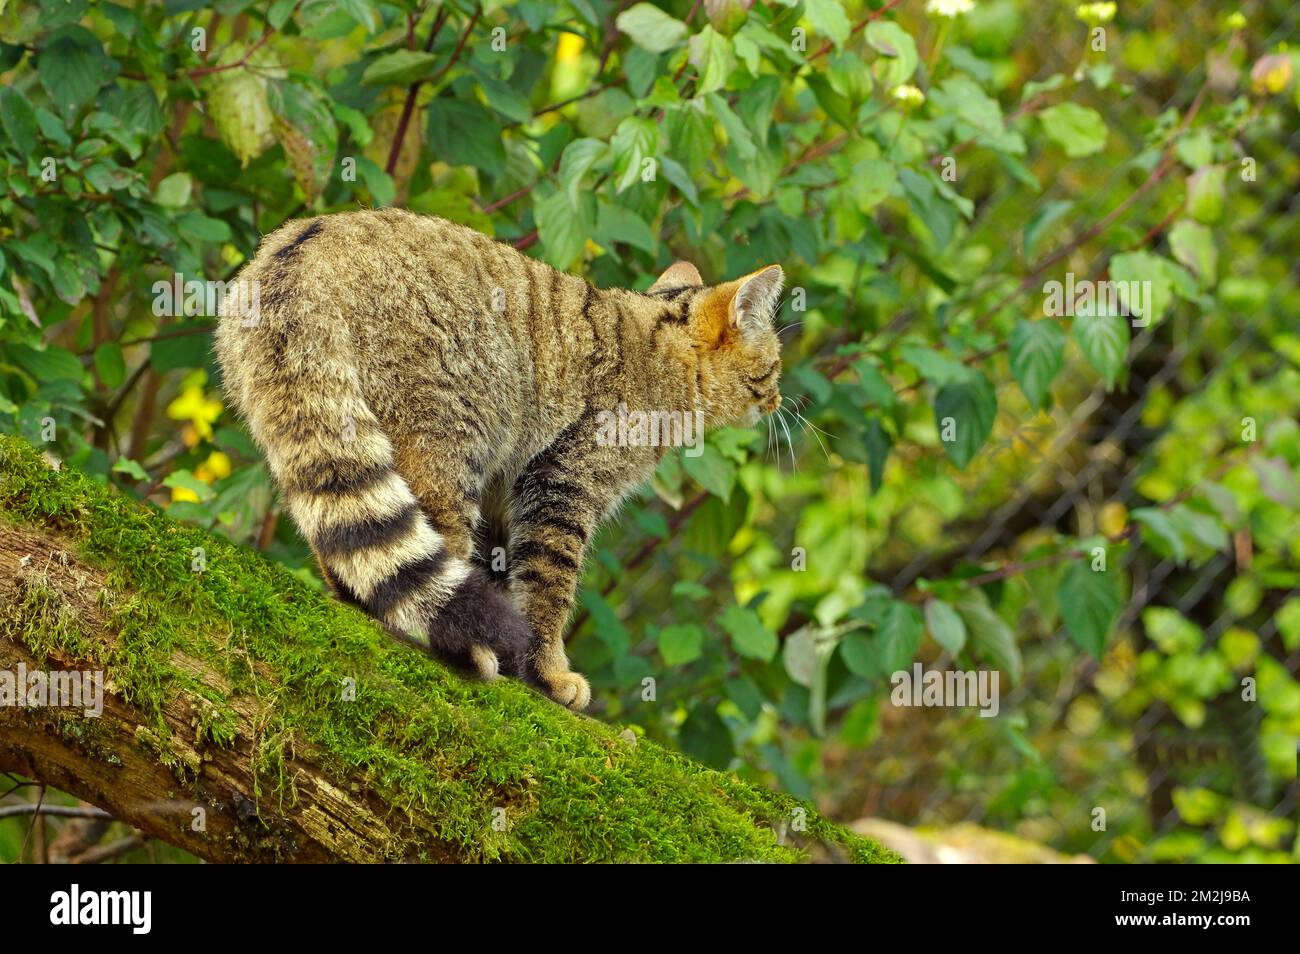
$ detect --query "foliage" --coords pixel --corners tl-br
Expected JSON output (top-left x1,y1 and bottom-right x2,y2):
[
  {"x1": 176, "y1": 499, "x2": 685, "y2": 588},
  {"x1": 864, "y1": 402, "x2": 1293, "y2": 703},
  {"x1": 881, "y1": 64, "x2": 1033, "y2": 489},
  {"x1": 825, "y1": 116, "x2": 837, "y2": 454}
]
[{"x1": 0, "y1": 0, "x2": 1296, "y2": 862}]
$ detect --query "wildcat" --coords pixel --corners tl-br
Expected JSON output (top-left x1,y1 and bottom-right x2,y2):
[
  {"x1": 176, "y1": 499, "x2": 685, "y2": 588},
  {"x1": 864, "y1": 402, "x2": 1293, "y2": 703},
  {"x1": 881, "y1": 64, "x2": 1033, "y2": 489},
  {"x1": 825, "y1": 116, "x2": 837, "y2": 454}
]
[{"x1": 214, "y1": 208, "x2": 784, "y2": 710}]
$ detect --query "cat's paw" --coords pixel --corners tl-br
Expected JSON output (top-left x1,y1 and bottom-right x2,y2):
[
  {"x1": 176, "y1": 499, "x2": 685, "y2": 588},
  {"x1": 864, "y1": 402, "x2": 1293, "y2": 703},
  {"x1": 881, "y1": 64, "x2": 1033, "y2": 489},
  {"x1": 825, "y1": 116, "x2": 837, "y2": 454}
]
[{"x1": 542, "y1": 670, "x2": 591, "y2": 710}]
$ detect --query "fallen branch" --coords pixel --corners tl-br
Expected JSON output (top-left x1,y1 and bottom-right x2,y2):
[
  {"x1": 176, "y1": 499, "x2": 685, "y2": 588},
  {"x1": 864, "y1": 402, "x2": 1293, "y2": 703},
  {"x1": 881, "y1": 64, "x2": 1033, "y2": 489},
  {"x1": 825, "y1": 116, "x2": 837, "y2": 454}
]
[{"x1": 0, "y1": 435, "x2": 896, "y2": 864}]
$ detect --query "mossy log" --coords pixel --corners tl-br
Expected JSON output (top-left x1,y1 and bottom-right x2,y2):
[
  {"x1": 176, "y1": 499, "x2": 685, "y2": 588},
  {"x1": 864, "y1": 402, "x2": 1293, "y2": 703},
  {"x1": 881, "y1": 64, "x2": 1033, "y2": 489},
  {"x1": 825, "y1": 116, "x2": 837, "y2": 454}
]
[{"x1": 0, "y1": 436, "x2": 898, "y2": 863}]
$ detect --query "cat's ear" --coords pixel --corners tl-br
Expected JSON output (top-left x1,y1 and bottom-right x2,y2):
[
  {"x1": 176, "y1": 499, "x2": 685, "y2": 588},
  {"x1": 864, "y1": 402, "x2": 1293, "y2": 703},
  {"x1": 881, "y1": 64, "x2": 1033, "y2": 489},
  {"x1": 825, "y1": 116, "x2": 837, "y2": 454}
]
[
  {"x1": 648, "y1": 261, "x2": 703, "y2": 293},
  {"x1": 729, "y1": 265, "x2": 784, "y2": 338}
]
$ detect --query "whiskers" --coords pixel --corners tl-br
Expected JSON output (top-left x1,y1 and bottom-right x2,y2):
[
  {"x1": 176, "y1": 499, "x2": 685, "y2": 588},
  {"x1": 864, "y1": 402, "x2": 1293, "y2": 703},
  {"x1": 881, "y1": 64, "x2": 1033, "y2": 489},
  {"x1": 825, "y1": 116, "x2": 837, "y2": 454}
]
[{"x1": 760, "y1": 393, "x2": 835, "y2": 472}]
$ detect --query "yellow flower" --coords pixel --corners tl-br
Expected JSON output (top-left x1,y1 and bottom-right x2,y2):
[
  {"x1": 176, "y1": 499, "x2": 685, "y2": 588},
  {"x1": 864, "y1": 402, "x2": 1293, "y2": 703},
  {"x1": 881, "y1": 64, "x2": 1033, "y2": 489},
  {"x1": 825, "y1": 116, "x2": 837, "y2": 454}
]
[
  {"x1": 556, "y1": 32, "x2": 584, "y2": 64},
  {"x1": 1098, "y1": 502, "x2": 1128, "y2": 539},
  {"x1": 166, "y1": 385, "x2": 223, "y2": 443},
  {"x1": 195, "y1": 451, "x2": 232, "y2": 483},
  {"x1": 1251, "y1": 52, "x2": 1293, "y2": 95},
  {"x1": 891, "y1": 84, "x2": 926, "y2": 108},
  {"x1": 171, "y1": 485, "x2": 200, "y2": 504},
  {"x1": 1075, "y1": 2, "x2": 1117, "y2": 25}
]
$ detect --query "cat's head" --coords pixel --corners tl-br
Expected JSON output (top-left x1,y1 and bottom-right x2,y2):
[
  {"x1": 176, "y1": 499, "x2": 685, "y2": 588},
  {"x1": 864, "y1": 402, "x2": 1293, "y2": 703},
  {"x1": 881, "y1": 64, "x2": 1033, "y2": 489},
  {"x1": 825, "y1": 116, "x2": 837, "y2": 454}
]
[{"x1": 647, "y1": 261, "x2": 784, "y2": 428}]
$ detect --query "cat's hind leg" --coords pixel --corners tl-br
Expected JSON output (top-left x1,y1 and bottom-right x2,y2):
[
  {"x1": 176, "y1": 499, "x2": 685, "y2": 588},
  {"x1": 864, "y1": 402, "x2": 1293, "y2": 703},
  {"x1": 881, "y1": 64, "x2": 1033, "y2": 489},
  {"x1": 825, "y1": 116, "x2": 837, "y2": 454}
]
[{"x1": 391, "y1": 434, "x2": 532, "y2": 682}]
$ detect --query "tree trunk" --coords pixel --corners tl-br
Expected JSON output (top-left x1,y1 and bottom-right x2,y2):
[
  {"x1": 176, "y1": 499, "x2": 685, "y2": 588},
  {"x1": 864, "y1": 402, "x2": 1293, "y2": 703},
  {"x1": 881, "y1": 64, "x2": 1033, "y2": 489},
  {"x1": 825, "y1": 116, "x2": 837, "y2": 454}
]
[{"x1": 0, "y1": 436, "x2": 896, "y2": 864}]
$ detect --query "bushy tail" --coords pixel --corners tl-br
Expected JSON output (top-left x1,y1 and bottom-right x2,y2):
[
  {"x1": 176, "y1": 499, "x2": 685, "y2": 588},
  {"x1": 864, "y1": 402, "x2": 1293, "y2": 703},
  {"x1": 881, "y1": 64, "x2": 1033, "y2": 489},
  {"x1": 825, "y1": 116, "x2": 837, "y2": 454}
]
[{"x1": 214, "y1": 227, "x2": 530, "y2": 678}]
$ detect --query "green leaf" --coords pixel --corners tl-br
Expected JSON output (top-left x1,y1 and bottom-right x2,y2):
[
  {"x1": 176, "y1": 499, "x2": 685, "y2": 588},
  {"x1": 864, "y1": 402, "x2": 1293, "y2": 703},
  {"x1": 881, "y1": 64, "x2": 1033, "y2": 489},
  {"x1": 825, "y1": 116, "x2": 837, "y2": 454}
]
[
  {"x1": 934, "y1": 370, "x2": 997, "y2": 469},
  {"x1": 149, "y1": 320, "x2": 213, "y2": 372},
  {"x1": 1168, "y1": 219, "x2": 1217, "y2": 287},
  {"x1": 1057, "y1": 561, "x2": 1121, "y2": 659},
  {"x1": 1023, "y1": 199, "x2": 1073, "y2": 258},
  {"x1": 51, "y1": 257, "x2": 85, "y2": 305},
  {"x1": 925, "y1": 598, "x2": 968, "y2": 655},
  {"x1": 623, "y1": 45, "x2": 661, "y2": 97},
  {"x1": 579, "y1": 588, "x2": 629, "y2": 656},
  {"x1": 94, "y1": 342, "x2": 125, "y2": 390},
  {"x1": 724, "y1": 675, "x2": 764, "y2": 721},
  {"x1": 720, "y1": 605, "x2": 777, "y2": 662},
  {"x1": 354, "y1": 155, "x2": 395, "y2": 207},
  {"x1": 659, "y1": 155, "x2": 699, "y2": 206},
  {"x1": 177, "y1": 212, "x2": 232, "y2": 243},
  {"x1": 609, "y1": 115, "x2": 658, "y2": 192},
  {"x1": 111, "y1": 457, "x2": 149, "y2": 482},
  {"x1": 534, "y1": 189, "x2": 593, "y2": 270},
  {"x1": 1107, "y1": 250, "x2": 1187, "y2": 326},
  {"x1": 39, "y1": 0, "x2": 90, "y2": 30},
  {"x1": 863, "y1": 416, "x2": 891, "y2": 494},
  {"x1": 0, "y1": 87, "x2": 38, "y2": 156},
  {"x1": 1165, "y1": 504, "x2": 1229, "y2": 553},
  {"x1": 154, "y1": 171, "x2": 192, "y2": 207},
  {"x1": 426, "y1": 99, "x2": 504, "y2": 176},
  {"x1": 682, "y1": 443, "x2": 737, "y2": 501},
  {"x1": 615, "y1": 3, "x2": 688, "y2": 53},
  {"x1": 1132, "y1": 507, "x2": 1188, "y2": 564},
  {"x1": 268, "y1": 0, "x2": 298, "y2": 29},
  {"x1": 1038, "y1": 102, "x2": 1108, "y2": 157},
  {"x1": 804, "y1": 73, "x2": 855, "y2": 130},
  {"x1": 804, "y1": 0, "x2": 851, "y2": 49},
  {"x1": 476, "y1": 72, "x2": 532, "y2": 124},
  {"x1": 1186, "y1": 165, "x2": 1226, "y2": 223},
  {"x1": 38, "y1": 26, "x2": 113, "y2": 121},
  {"x1": 705, "y1": 93, "x2": 755, "y2": 160},
  {"x1": 1071, "y1": 308, "x2": 1128, "y2": 388},
  {"x1": 35, "y1": 107, "x2": 72, "y2": 149},
  {"x1": 865, "y1": 21, "x2": 918, "y2": 87},
  {"x1": 954, "y1": 594, "x2": 1023, "y2": 683},
  {"x1": 783, "y1": 627, "x2": 819, "y2": 686},
  {"x1": 361, "y1": 50, "x2": 439, "y2": 86},
  {"x1": 902, "y1": 344, "x2": 969, "y2": 387},
  {"x1": 849, "y1": 158, "x2": 896, "y2": 212},
  {"x1": 1174, "y1": 128, "x2": 1214, "y2": 169},
  {"x1": 678, "y1": 703, "x2": 734, "y2": 768},
  {"x1": 671, "y1": 580, "x2": 710, "y2": 601},
  {"x1": 930, "y1": 76, "x2": 1024, "y2": 154},
  {"x1": 658, "y1": 623, "x2": 705, "y2": 666},
  {"x1": 10, "y1": 344, "x2": 83, "y2": 382},
  {"x1": 557, "y1": 137, "x2": 607, "y2": 205},
  {"x1": 839, "y1": 632, "x2": 876, "y2": 679},
  {"x1": 877, "y1": 601, "x2": 924, "y2": 673},
  {"x1": 689, "y1": 26, "x2": 735, "y2": 97},
  {"x1": 828, "y1": 50, "x2": 872, "y2": 103},
  {"x1": 665, "y1": 100, "x2": 714, "y2": 175},
  {"x1": 594, "y1": 201, "x2": 656, "y2": 255},
  {"x1": 1009, "y1": 319, "x2": 1065, "y2": 410}
]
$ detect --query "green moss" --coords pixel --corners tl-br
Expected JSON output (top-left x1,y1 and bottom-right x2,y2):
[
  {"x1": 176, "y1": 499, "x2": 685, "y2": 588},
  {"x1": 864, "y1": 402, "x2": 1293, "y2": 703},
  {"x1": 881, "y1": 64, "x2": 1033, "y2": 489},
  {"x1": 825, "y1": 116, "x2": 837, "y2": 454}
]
[
  {"x1": 0, "y1": 435, "x2": 900, "y2": 863},
  {"x1": 1, "y1": 571, "x2": 91, "y2": 661}
]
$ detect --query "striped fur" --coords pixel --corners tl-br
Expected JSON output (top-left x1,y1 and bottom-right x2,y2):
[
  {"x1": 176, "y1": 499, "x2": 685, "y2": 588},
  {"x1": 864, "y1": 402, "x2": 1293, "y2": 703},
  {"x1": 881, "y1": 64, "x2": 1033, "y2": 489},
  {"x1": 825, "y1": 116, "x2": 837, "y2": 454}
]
[{"x1": 215, "y1": 209, "x2": 784, "y2": 709}]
